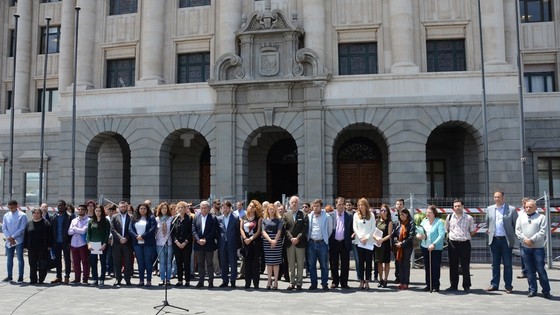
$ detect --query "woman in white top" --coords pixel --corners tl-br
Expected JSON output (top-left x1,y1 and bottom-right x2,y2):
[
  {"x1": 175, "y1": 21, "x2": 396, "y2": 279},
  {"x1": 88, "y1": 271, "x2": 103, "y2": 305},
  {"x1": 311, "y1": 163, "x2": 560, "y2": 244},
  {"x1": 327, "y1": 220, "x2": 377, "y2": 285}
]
[{"x1": 353, "y1": 198, "x2": 376, "y2": 289}]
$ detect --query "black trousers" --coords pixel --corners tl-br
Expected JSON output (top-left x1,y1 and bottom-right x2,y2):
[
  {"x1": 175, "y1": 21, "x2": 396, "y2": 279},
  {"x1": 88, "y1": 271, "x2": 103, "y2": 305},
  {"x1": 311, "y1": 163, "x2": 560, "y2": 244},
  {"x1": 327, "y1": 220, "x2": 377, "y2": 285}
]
[
  {"x1": 53, "y1": 242, "x2": 71, "y2": 279},
  {"x1": 28, "y1": 247, "x2": 49, "y2": 283},
  {"x1": 173, "y1": 244, "x2": 192, "y2": 283},
  {"x1": 112, "y1": 243, "x2": 133, "y2": 282},
  {"x1": 329, "y1": 240, "x2": 350, "y2": 286},
  {"x1": 448, "y1": 239, "x2": 472, "y2": 289}
]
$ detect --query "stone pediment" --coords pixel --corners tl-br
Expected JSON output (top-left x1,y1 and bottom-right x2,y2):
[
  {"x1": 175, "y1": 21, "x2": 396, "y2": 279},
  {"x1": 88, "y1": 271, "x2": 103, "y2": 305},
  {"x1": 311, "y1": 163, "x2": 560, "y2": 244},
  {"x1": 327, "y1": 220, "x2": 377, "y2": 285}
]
[{"x1": 210, "y1": 0, "x2": 328, "y2": 85}]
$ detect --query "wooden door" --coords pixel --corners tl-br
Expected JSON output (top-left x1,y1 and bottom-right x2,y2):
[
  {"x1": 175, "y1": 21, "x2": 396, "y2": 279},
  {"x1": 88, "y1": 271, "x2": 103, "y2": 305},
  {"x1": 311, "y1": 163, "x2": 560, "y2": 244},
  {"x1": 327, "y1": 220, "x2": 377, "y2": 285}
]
[{"x1": 337, "y1": 161, "x2": 382, "y2": 199}]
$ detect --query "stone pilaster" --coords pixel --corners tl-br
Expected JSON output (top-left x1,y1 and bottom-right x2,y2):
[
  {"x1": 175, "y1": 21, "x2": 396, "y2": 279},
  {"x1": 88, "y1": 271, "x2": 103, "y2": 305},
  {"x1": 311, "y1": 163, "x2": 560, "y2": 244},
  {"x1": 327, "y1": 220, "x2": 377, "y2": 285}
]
[
  {"x1": 76, "y1": 0, "x2": 95, "y2": 89},
  {"x1": 389, "y1": 0, "x2": 418, "y2": 73},
  {"x1": 215, "y1": 0, "x2": 241, "y2": 58},
  {"x1": 137, "y1": 0, "x2": 164, "y2": 86},
  {"x1": 14, "y1": 0, "x2": 32, "y2": 112},
  {"x1": 58, "y1": 0, "x2": 76, "y2": 92},
  {"x1": 302, "y1": 0, "x2": 326, "y2": 64},
  {"x1": 214, "y1": 112, "x2": 236, "y2": 198},
  {"x1": 480, "y1": 0, "x2": 510, "y2": 71}
]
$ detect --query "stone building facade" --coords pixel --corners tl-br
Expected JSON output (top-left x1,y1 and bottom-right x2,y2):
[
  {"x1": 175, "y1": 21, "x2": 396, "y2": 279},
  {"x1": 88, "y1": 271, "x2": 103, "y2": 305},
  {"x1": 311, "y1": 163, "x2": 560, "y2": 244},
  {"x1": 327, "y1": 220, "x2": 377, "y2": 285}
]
[{"x1": 0, "y1": 0, "x2": 559, "y2": 206}]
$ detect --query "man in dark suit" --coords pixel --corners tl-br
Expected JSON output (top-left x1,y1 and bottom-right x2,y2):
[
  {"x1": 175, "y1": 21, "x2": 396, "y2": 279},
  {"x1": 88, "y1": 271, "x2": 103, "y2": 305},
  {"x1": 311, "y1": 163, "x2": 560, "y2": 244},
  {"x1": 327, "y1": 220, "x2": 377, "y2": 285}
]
[
  {"x1": 284, "y1": 196, "x2": 308, "y2": 291},
  {"x1": 50, "y1": 200, "x2": 75, "y2": 284},
  {"x1": 217, "y1": 201, "x2": 241, "y2": 288},
  {"x1": 193, "y1": 200, "x2": 218, "y2": 288},
  {"x1": 329, "y1": 197, "x2": 353, "y2": 289},
  {"x1": 485, "y1": 191, "x2": 518, "y2": 293},
  {"x1": 110, "y1": 200, "x2": 133, "y2": 286}
]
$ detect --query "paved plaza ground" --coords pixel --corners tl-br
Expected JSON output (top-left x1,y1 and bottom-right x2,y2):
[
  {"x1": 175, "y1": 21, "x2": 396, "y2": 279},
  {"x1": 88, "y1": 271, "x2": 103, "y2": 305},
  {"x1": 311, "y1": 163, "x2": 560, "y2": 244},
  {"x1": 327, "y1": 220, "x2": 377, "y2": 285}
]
[{"x1": 1, "y1": 236, "x2": 558, "y2": 315}]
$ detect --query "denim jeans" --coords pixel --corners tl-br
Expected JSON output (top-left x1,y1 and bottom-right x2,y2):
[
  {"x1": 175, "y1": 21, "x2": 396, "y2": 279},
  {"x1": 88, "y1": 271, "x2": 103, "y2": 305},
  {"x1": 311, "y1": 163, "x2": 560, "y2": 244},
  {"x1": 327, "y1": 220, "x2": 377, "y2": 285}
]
[
  {"x1": 6, "y1": 243, "x2": 24, "y2": 279},
  {"x1": 134, "y1": 245, "x2": 155, "y2": 283},
  {"x1": 490, "y1": 237, "x2": 513, "y2": 289},
  {"x1": 306, "y1": 240, "x2": 329, "y2": 286},
  {"x1": 156, "y1": 245, "x2": 173, "y2": 282},
  {"x1": 521, "y1": 246, "x2": 551, "y2": 294}
]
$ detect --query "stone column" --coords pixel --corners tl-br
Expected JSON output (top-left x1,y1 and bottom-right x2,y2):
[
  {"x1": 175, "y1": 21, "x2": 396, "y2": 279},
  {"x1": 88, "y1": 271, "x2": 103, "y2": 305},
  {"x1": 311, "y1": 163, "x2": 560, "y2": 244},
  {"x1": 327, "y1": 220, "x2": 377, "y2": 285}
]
[
  {"x1": 58, "y1": 0, "x2": 76, "y2": 92},
  {"x1": 137, "y1": 0, "x2": 164, "y2": 86},
  {"x1": 302, "y1": 0, "x2": 325, "y2": 64},
  {"x1": 389, "y1": 0, "x2": 418, "y2": 73},
  {"x1": 480, "y1": 0, "x2": 508, "y2": 69},
  {"x1": 216, "y1": 0, "x2": 242, "y2": 57},
  {"x1": 76, "y1": 0, "x2": 95, "y2": 89},
  {"x1": 14, "y1": 0, "x2": 32, "y2": 112}
]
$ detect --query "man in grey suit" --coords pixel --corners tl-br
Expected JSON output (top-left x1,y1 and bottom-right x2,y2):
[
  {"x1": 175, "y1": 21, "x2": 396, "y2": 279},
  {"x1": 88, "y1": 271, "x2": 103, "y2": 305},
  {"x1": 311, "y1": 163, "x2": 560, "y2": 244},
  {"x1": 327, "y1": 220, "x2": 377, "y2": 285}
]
[
  {"x1": 110, "y1": 201, "x2": 133, "y2": 286},
  {"x1": 485, "y1": 191, "x2": 518, "y2": 293},
  {"x1": 284, "y1": 196, "x2": 308, "y2": 291},
  {"x1": 217, "y1": 201, "x2": 241, "y2": 288}
]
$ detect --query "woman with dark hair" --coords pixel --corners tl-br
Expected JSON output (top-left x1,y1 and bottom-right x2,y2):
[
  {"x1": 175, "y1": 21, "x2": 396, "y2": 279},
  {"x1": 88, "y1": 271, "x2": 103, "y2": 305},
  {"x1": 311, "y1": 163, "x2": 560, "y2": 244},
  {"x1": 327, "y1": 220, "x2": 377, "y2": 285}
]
[
  {"x1": 130, "y1": 203, "x2": 157, "y2": 286},
  {"x1": 86, "y1": 200, "x2": 96, "y2": 218},
  {"x1": 240, "y1": 200, "x2": 262, "y2": 289},
  {"x1": 24, "y1": 207, "x2": 52, "y2": 284},
  {"x1": 155, "y1": 202, "x2": 173, "y2": 286},
  {"x1": 172, "y1": 201, "x2": 193, "y2": 287},
  {"x1": 374, "y1": 204, "x2": 393, "y2": 288},
  {"x1": 417, "y1": 205, "x2": 445, "y2": 292},
  {"x1": 353, "y1": 198, "x2": 376, "y2": 289},
  {"x1": 87, "y1": 205, "x2": 111, "y2": 286},
  {"x1": 392, "y1": 208, "x2": 416, "y2": 290}
]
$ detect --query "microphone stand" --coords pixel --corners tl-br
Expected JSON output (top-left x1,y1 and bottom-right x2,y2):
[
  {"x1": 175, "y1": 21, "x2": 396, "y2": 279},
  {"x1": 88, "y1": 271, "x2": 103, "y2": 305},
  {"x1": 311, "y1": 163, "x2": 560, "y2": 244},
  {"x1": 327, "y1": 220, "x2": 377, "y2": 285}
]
[{"x1": 153, "y1": 215, "x2": 189, "y2": 314}]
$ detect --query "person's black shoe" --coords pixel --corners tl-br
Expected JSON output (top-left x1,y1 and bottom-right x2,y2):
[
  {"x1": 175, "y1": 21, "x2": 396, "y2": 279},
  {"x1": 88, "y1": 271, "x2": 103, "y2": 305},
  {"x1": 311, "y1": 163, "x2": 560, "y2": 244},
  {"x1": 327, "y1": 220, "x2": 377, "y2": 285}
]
[
  {"x1": 446, "y1": 286, "x2": 458, "y2": 292},
  {"x1": 195, "y1": 281, "x2": 204, "y2": 288},
  {"x1": 208, "y1": 282, "x2": 214, "y2": 288},
  {"x1": 219, "y1": 282, "x2": 228, "y2": 288},
  {"x1": 423, "y1": 286, "x2": 430, "y2": 291},
  {"x1": 17, "y1": 277, "x2": 24, "y2": 283},
  {"x1": 113, "y1": 280, "x2": 121, "y2": 287},
  {"x1": 517, "y1": 274, "x2": 527, "y2": 279},
  {"x1": 463, "y1": 287, "x2": 470, "y2": 293},
  {"x1": 528, "y1": 292, "x2": 537, "y2": 298},
  {"x1": 124, "y1": 280, "x2": 132, "y2": 286},
  {"x1": 2, "y1": 277, "x2": 12, "y2": 282},
  {"x1": 175, "y1": 281, "x2": 183, "y2": 287},
  {"x1": 543, "y1": 293, "x2": 552, "y2": 300},
  {"x1": 433, "y1": 287, "x2": 440, "y2": 292},
  {"x1": 322, "y1": 285, "x2": 330, "y2": 291},
  {"x1": 308, "y1": 285, "x2": 317, "y2": 290},
  {"x1": 341, "y1": 284, "x2": 350, "y2": 289},
  {"x1": 231, "y1": 284, "x2": 236, "y2": 288},
  {"x1": 296, "y1": 285, "x2": 302, "y2": 291}
]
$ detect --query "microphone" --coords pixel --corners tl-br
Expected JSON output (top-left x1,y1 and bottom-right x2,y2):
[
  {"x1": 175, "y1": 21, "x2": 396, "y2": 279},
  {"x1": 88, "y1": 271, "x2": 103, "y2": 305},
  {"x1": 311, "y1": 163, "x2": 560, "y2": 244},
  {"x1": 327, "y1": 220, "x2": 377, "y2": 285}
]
[{"x1": 171, "y1": 214, "x2": 180, "y2": 225}]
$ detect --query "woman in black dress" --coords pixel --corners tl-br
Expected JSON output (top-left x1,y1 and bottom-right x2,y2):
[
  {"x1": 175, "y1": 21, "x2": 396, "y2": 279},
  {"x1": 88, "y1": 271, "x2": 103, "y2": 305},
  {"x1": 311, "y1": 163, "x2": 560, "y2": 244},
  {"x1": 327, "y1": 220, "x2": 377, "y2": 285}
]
[
  {"x1": 240, "y1": 200, "x2": 262, "y2": 289},
  {"x1": 261, "y1": 203, "x2": 283, "y2": 290},
  {"x1": 374, "y1": 204, "x2": 393, "y2": 288},
  {"x1": 172, "y1": 201, "x2": 194, "y2": 287},
  {"x1": 24, "y1": 207, "x2": 52, "y2": 284}
]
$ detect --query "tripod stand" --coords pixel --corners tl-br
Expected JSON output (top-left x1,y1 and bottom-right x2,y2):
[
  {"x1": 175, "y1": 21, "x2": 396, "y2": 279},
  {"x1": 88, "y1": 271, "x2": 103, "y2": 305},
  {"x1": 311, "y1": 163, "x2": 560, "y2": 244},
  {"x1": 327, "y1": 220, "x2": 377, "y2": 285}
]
[{"x1": 153, "y1": 215, "x2": 189, "y2": 315}]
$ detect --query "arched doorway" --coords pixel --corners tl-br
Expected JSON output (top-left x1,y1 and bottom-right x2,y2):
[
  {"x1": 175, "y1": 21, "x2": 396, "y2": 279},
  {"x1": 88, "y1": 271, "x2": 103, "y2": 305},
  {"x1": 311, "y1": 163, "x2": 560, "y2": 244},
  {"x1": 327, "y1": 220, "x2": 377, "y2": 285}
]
[
  {"x1": 245, "y1": 127, "x2": 297, "y2": 202},
  {"x1": 426, "y1": 122, "x2": 481, "y2": 201},
  {"x1": 337, "y1": 137, "x2": 382, "y2": 200},
  {"x1": 160, "y1": 130, "x2": 210, "y2": 201},
  {"x1": 84, "y1": 132, "x2": 131, "y2": 202},
  {"x1": 267, "y1": 138, "x2": 298, "y2": 202}
]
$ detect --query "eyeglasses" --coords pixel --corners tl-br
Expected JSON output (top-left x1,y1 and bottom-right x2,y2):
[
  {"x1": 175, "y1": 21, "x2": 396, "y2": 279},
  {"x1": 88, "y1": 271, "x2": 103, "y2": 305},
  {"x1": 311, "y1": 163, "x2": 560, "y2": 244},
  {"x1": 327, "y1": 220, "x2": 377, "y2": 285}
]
[{"x1": 380, "y1": 209, "x2": 387, "y2": 212}]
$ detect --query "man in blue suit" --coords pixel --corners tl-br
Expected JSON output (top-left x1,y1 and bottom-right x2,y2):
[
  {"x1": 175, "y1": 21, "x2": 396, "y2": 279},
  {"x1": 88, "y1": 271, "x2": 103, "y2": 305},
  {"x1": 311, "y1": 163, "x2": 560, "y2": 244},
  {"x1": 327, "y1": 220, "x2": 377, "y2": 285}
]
[
  {"x1": 217, "y1": 200, "x2": 241, "y2": 288},
  {"x1": 485, "y1": 191, "x2": 518, "y2": 293},
  {"x1": 193, "y1": 200, "x2": 218, "y2": 288},
  {"x1": 329, "y1": 197, "x2": 353, "y2": 289}
]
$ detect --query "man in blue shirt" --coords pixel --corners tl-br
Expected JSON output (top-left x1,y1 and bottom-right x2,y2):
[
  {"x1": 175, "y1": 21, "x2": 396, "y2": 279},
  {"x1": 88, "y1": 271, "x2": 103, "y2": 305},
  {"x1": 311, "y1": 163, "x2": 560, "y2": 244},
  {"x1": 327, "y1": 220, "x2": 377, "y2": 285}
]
[{"x1": 2, "y1": 200, "x2": 27, "y2": 283}]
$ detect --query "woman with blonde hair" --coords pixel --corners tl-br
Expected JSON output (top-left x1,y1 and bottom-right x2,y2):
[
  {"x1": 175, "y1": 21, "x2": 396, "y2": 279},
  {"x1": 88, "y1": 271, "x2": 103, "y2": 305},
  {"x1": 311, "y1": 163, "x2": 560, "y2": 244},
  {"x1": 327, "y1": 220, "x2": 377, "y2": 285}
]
[
  {"x1": 353, "y1": 198, "x2": 376, "y2": 289},
  {"x1": 261, "y1": 203, "x2": 284, "y2": 290}
]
